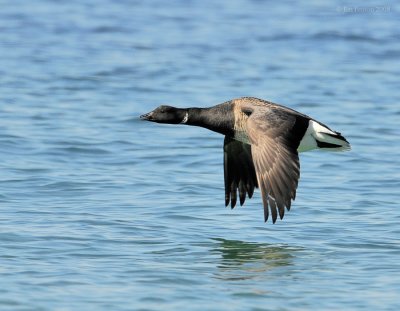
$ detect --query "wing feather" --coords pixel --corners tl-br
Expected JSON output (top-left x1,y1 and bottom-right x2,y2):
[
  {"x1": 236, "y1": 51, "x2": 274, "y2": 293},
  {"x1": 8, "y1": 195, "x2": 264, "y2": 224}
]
[
  {"x1": 223, "y1": 137, "x2": 258, "y2": 209},
  {"x1": 246, "y1": 108, "x2": 301, "y2": 223}
]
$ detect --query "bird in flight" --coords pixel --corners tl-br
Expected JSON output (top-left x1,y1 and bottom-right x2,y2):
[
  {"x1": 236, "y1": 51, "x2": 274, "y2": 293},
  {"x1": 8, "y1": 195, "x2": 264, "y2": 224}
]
[{"x1": 140, "y1": 97, "x2": 350, "y2": 223}]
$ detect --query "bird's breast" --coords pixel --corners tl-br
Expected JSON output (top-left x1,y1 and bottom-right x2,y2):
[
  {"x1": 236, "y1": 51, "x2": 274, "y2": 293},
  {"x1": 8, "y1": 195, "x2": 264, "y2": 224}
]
[
  {"x1": 233, "y1": 104, "x2": 251, "y2": 144},
  {"x1": 233, "y1": 130, "x2": 251, "y2": 144}
]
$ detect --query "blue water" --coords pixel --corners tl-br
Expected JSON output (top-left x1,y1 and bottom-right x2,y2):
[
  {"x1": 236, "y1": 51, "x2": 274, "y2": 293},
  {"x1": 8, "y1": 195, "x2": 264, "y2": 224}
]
[{"x1": 1, "y1": 1, "x2": 400, "y2": 310}]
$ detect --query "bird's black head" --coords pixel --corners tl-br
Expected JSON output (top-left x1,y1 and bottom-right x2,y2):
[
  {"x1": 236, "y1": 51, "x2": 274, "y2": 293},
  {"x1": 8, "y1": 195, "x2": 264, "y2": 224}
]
[{"x1": 140, "y1": 105, "x2": 187, "y2": 124}]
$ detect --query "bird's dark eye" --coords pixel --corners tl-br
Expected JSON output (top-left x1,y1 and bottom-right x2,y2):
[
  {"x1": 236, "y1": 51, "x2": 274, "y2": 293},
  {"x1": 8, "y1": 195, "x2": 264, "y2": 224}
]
[
  {"x1": 159, "y1": 105, "x2": 169, "y2": 113},
  {"x1": 242, "y1": 108, "x2": 253, "y2": 116}
]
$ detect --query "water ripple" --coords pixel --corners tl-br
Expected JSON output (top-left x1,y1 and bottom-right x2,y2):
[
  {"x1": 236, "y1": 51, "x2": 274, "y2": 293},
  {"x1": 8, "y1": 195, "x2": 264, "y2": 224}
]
[{"x1": 1, "y1": 0, "x2": 399, "y2": 310}]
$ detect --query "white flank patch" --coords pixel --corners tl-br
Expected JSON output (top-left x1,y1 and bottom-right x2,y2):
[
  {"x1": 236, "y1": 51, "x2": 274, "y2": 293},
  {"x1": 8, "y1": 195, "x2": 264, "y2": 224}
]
[{"x1": 298, "y1": 120, "x2": 336, "y2": 152}]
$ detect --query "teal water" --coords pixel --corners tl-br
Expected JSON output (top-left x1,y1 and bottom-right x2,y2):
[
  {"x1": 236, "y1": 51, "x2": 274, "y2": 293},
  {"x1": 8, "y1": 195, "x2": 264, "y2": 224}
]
[{"x1": 1, "y1": 1, "x2": 400, "y2": 310}]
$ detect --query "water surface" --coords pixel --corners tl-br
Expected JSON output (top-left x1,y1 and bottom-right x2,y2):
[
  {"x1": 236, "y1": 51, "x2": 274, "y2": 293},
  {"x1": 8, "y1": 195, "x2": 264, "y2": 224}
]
[{"x1": 1, "y1": 1, "x2": 400, "y2": 310}]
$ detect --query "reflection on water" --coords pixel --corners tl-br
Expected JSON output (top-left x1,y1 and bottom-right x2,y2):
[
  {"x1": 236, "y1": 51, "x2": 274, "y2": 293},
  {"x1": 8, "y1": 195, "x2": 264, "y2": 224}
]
[
  {"x1": 212, "y1": 238, "x2": 299, "y2": 281},
  {"x1": 1, "y1": 0, "x2": 399, "y2": 309}
]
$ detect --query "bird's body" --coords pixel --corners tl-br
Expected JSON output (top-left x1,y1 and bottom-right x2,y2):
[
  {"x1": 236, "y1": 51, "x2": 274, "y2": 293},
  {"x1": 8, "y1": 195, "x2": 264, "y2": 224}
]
[{"x1": 140, "y1": 97, "x2": 350, "y2": 223}]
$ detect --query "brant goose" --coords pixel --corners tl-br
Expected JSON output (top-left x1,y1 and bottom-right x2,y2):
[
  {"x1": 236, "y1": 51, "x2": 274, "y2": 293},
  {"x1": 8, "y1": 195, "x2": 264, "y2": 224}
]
[{"x1": 140, "y1": 97, "x2": 350, "y2": 223}]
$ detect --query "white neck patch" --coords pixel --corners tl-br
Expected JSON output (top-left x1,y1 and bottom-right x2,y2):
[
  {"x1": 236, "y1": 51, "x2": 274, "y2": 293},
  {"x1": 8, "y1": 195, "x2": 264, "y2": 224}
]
[{"x1": 180, "y1": 112, "x2": 189, "y2": 124}]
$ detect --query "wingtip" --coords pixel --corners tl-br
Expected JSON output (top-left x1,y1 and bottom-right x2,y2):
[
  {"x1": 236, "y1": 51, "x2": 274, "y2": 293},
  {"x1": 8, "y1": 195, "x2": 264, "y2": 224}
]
[
  {"x1": 264, "y1": 215, "x2": 277, "y2": 224},
  {"x1": 230, "y1": 197, "x2": 237, "y2": 209},
  {"x1": 239, "y1": 194, "x2": 245, "y2": 206},
  {"x1": 225, "y1": 194, "x2": 230, "y2": 207},
  {"x1": 279, "y1": 207, "x2": 285, "y2": 220},
  {"x1": 263, "y1": 209, "x2": 268, "y2": 223}
]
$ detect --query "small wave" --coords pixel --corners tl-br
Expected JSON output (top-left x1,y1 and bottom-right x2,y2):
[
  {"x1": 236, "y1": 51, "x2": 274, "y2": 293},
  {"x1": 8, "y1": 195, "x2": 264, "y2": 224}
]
[
  {"x1": 92, "y1": 25, "x2": 128, "y2": 34},
  {"x1": 311, "y1": 31, "x2": 380, "y2": 42},
  {"x1": 48, "y1": 146, "x2": 111, "y2": 155}
]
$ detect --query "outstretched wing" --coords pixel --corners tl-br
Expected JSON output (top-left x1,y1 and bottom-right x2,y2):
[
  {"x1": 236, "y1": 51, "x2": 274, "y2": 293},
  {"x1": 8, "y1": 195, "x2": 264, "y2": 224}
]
[
  {"x1": 223, "y1": 136, "x2": 258, "y2": 209},
  {"x1": 247, "y1": 108, "x2": 300, "y2": 223}
]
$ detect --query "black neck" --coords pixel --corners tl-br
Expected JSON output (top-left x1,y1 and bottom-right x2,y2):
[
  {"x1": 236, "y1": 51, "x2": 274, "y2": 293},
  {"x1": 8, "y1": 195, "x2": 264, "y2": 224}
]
[{"x1": 185, "y1": 105, "x2": 234, "y2": 136}]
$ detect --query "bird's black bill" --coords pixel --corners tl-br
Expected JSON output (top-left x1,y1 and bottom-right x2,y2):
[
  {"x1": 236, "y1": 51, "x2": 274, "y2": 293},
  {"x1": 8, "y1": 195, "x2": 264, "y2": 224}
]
[{"x1": 140, "y1": 112, "x2": 153, "y2": 121}]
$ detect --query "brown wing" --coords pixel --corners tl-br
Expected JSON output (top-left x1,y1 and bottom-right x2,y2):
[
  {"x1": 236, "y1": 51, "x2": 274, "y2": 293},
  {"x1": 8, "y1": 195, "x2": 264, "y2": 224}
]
[
  {"x1": 223, "y1": 136, "x2": 258, "y2": 209},
  {"x1": 247, "y1": 108, "x2": 300, "y2": 223}
]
